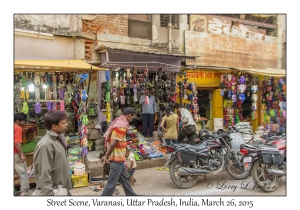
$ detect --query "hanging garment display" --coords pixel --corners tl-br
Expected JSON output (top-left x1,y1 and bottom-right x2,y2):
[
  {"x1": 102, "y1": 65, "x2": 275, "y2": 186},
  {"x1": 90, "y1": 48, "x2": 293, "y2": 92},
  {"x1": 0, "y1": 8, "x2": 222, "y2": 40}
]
[
  {"x1": 261, "y1": 77, "x2": 286, "y2": 132},
  {"x1": 219, "y1": 72, "x2": 257, "y2": 127}
]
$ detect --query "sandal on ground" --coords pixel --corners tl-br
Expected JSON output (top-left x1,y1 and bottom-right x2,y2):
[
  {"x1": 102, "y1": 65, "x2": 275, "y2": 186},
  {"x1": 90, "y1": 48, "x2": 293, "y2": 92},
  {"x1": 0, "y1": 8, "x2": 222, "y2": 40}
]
[
  {"x1": 138, "y1": 155, "x2": 144, "y2": 161},
  {"x1": 155, "y1": 167, "x2": 164, "y2": 171},
  {"x1": 134, "y1": 153, "x2": 140, "y2": 161},
  {"x1": 114, "y1": 188, "x2": 120, "y2": 195},
  {"x1": 20, "y1": 191, "x2": 29, "y2": 196}
]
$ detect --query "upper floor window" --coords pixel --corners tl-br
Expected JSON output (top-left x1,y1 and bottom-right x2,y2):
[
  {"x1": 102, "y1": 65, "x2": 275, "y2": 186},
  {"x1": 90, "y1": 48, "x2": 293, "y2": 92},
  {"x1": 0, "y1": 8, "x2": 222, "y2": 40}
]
[
  {"x1": 128, "y1": 15, "x2": 152, "y2": 39},
  {"x1": 160, "y1": 14, "x2": 179, "y2": 29}
]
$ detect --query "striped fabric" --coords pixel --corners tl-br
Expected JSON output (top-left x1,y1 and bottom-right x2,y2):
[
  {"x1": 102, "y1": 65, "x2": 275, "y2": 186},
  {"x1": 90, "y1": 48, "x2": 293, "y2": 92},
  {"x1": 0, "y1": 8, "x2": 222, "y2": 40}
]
[{"x1": 109, "y1": 128, "x2": 127, "y2": 162}]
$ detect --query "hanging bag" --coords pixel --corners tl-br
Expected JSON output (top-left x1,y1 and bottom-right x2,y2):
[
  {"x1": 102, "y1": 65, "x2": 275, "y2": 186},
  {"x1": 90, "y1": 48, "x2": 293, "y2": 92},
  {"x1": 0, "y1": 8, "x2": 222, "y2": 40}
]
[
  {"x1": 34, "y1": 102, "x2": 42, "y2": 114},
  {"x1": 22, "y1": 102, "x2": 29, "y2": 114},
  {"x1": 87, "y1": 103, "x2": 98, "y2": 117},
  {"x1": 88, "y1": 128, "x2": 100, "y2": 140}
]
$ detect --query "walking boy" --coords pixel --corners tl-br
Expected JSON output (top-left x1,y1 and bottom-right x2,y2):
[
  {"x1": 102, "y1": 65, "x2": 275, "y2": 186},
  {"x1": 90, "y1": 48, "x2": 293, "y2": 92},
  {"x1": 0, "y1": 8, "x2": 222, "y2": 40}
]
[
  {"x1": 125, "y1": 147, "x2": 137, "y2": 186},
  {"x1": 14, "y1": 112, "x2": 30, "y2": 196}
]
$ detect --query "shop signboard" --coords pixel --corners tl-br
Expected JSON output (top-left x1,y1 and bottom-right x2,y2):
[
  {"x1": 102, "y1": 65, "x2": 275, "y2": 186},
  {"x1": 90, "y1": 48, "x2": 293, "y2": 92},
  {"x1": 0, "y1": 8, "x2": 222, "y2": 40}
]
[
  {"x1": 176, "y1": 70, "x2": 221, "y2": 87},
  {"x1": 189, "y1": 15, "x2": 267, "y2": 40}
]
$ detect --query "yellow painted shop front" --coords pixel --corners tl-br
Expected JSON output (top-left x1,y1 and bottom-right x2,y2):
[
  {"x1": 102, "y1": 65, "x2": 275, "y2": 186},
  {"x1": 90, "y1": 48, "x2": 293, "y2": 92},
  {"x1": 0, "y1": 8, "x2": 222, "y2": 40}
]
[{"x1": 176, "y1": 70, "x2": 223, "y2": 130}]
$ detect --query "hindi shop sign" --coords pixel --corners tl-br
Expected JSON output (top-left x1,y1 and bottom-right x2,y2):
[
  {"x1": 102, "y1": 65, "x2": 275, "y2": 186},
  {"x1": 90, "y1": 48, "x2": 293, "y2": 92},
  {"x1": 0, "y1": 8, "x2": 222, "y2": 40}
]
[
  {"x1": 185, "y1": 31, "x2": 278, "y2": 69},
  {"x1": 177, "y1": 70, "x2": 221, "y2": 87}
]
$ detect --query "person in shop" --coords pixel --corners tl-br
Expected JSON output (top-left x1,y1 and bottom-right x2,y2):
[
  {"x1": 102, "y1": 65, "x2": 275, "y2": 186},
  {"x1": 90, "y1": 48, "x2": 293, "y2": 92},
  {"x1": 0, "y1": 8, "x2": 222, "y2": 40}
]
[
  {"x1": 130, "y1": 109, "x2": 143, "y2": 130},
  {"x1": 14, "y1": 112, "x2": 30, "y2": 196},
  {"x1": 153, "y1": 107, "x2": 167, "y2": 147},
  {"x1": 139, "y1": 89, "x2": 156, "y2": 137},
  {"x1": 101, "y1": 107, "x2": 139, "y2": 196},
  {"x1": 115, "y1": 105, "x2": 125, "y2": 118},
  {"x1": 33, "y1": 110, "x2": 72, "y2": 196},
  {"x1": 175, "y1": 103, "x2": 196, "y2": 143},
  {"x1": 160, "y1": 106, "x2": 179, "y2": 145}
]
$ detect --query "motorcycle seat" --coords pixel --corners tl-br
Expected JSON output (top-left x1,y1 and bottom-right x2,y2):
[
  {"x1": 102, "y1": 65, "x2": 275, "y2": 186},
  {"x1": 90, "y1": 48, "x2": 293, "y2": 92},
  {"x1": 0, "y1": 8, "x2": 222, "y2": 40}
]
[
  {"x1": 241, "y1": 144, "x2": 257, "y2": 150},
  {"x1": 257, "y1": 145, "x2": 279, "y2": 152},
  {"x1": 184, "y1": 142, "x2": 207, "y2": 151}
]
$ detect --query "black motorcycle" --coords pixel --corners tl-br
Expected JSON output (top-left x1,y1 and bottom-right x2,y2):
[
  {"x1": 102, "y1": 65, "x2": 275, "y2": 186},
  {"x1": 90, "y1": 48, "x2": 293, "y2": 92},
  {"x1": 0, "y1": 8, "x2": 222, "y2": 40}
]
[
  {"x1": 164, "y1": 129, "x2": 247, "y2": 189},
  {"x1": 239, "y1": 136, "x2": 286, "y2": 192}
]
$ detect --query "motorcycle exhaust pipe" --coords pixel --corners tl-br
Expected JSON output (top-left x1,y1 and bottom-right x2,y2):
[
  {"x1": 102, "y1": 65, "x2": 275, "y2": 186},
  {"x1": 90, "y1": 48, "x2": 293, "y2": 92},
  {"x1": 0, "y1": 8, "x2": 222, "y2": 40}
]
[
  {"x1": 178, "y1": 167, "x2": 209, "y2": 176},
  {"x1": 266, "y1": 169, "x2": 285, "y2": 176}
]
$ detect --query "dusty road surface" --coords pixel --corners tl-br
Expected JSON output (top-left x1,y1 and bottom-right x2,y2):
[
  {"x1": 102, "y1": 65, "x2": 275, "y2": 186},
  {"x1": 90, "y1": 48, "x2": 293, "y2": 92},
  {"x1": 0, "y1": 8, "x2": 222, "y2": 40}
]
[{"x1": 70, "y1": 167, "x2": 286, "y2": 196}]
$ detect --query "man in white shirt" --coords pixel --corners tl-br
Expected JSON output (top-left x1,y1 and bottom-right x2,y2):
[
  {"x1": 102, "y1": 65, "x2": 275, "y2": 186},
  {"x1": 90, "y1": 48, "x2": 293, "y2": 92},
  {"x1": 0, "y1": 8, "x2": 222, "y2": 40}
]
[{"x1": 175, "y1": 103, "x2": 196, "y2": 143}]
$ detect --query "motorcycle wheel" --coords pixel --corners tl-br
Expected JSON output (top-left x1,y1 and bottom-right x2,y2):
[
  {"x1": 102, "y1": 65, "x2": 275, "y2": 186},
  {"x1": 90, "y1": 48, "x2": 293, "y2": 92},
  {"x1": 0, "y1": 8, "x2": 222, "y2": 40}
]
[
  {"x1": 169, "y1": 158, "x2": 198, "y2": 189},
  {"x1": 251, "y1": 159, "x2": 279, "y2": 192},
  {"x1": 226, "y1": 154, "x2": 251, "y2": 180}
]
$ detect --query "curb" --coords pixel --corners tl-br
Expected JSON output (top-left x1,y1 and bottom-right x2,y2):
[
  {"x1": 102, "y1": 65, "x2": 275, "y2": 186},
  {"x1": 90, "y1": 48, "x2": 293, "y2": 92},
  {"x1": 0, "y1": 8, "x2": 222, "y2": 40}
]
[{"x1": 87, "y1": 156, "x2": 167, "y2": 178}]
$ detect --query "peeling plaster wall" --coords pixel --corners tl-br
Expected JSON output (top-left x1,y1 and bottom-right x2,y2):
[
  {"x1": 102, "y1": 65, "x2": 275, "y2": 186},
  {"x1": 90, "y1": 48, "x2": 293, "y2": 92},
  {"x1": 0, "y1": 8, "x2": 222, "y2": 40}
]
[
  {"x1": 15, "y1": 35, "x2": 80, "y2": 60},
  {"x1": 14, "y1": 15, "x2": 81, "y2": 36}
]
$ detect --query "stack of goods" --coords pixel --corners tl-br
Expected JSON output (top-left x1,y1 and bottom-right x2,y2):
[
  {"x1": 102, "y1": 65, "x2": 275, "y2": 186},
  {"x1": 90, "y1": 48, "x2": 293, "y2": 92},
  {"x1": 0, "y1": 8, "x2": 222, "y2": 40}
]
[
  {"x1": 66, "y1": 134, "x2": 82, "y2": 173},
  {"x1": 261, "y1": 77, "x2": 286, "y2": 133},
  {"x1": 127, "y1": 138, "x2": 165, "y2": 161},
  {"x1": 71, "y1": 159, "x2": 88, "y2": 188},
  {"x1": 126, "y1": 130, "x2": 139, "y2": 145}
]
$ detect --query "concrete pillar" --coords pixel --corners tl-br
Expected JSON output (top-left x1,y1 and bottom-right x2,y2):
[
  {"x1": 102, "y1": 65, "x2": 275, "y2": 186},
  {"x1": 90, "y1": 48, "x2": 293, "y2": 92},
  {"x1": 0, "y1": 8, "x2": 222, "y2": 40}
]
[
  {"x1": 179, "y1": 15, "x2": 188, "y2": 54},
  {"x1": 152, "y1": 15, "x2": 160, "y2": 41}
]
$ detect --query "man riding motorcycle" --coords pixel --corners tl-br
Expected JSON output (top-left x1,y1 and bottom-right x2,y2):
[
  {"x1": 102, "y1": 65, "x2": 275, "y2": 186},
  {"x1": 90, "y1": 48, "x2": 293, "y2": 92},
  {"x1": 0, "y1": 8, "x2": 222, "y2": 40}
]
[{"x1": 175, "y1": 103, "x2": 196, "y2": 144}]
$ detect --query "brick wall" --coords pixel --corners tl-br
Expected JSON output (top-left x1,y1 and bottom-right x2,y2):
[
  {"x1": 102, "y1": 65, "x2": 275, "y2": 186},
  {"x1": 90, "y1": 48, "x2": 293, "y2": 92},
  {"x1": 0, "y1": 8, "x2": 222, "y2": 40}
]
[
  {"x1": 82, "y1": 15, "x2": 128, "y2": 60},
  {"x1": 84, "y1": 39, "x2": 94, "y2": 61}
]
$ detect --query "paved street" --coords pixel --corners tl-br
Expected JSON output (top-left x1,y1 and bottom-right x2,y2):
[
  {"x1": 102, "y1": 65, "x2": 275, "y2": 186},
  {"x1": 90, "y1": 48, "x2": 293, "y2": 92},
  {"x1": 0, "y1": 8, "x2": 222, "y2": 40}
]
[{"x1": 70, "y1": 167, "x2": 286, "y2": 196}]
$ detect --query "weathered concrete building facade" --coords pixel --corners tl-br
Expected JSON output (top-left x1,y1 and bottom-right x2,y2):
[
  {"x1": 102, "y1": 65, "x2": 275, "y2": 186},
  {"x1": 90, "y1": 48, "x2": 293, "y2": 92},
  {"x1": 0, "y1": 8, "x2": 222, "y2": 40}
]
[
  {"x1": 14, "y1": 14, "x2": 286, "y2": 70},
  {"x1": 14, "y1": 14, "x2": 286, "y2": 106}
]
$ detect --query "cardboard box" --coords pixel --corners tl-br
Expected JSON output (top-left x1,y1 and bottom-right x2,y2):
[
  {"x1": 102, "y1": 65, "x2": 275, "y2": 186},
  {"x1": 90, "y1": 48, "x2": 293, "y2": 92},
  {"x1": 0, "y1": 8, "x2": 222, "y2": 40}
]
[{"x1": 71, "y1": 173, "x2": 88, "y2": 188}]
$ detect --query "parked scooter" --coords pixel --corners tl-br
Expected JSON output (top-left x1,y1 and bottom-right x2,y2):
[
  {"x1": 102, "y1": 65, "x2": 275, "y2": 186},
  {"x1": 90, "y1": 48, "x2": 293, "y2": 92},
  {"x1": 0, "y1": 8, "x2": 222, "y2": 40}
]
[
  {"x1": 164, "y1": 129, "x2": 248, "y2": 189},
  {"x1": 239, "y1": 135, "x2": 286, "y2": 192}
]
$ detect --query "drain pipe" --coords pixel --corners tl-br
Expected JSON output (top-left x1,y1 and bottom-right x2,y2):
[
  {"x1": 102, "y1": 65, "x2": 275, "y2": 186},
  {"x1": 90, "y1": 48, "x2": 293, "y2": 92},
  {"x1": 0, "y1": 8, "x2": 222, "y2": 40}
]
[{"x1": 168, "y1": 14, "x2": 172, "y2": 54}]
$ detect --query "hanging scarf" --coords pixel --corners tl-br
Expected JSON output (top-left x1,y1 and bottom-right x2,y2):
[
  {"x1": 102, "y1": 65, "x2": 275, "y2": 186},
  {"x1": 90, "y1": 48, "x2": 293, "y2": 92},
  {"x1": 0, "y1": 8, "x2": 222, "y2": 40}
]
[{"x1": 103, "y1": 115, "x2": 130, "y2": 142}]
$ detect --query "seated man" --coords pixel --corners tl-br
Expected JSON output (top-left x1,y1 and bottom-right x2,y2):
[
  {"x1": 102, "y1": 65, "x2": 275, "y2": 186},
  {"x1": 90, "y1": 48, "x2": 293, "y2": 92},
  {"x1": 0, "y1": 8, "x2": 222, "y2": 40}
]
[
  {"x1": 130, "y1": 109, "x2": 142, "y2": 130},
  {"x1": 153, "y1": 108, "x2": 167, "y2": 146},
  {"x1": 175, "y1": 103, "x2": 196, "y2": 143}
]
